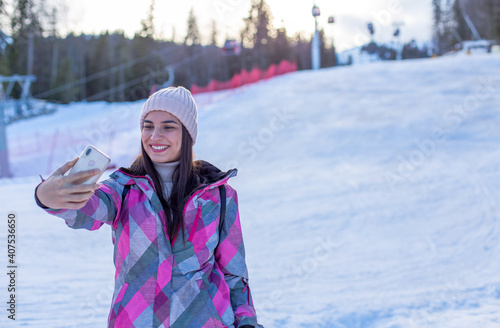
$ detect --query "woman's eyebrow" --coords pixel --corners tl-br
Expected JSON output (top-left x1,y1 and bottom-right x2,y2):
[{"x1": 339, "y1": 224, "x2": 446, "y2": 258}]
[{"x1": 143, "y1": 119, "x2": 179, "y2": 124}]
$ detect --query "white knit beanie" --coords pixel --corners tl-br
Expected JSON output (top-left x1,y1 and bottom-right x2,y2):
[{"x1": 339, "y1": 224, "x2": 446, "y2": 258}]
[{"x1": 139, "y1": 86, "x2": 198, "y2": 144}]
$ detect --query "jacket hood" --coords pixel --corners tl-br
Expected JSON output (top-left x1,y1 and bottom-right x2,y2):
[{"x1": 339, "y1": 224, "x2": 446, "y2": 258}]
[{"x1": 195, "y1": 160, "x2": 235, "y2": 186}]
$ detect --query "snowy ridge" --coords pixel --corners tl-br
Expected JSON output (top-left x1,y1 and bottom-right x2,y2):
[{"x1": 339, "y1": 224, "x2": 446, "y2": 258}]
[{"x1": 1, "y1": 55, "x2": 500, "y2": 327}]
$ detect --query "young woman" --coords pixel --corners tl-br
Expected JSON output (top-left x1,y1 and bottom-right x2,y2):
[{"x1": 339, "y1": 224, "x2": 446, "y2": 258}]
[{"x1": 35, "y1": 86, "x2": 263, "y2": 328}]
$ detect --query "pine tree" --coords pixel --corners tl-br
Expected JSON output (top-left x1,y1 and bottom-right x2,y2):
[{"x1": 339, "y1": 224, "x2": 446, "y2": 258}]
[
  {"x1": 0, "y1": 0, "x2": 6, "y2": 29},
  {"x1": 432, "y1": 0, "x2": 442, "y2": 32},
  {"x1": 241, "y1": 0, "x2": 273, "y2": 69},
  {"x1": 140, "y1": 0, "x2": 155, "y2": 38},
  {"x1": 210, "y1": 20, "x2": 217, "y2": 46},
  {"x1": 7, "y1": 0, "x2": 45, "y2": 76},
  {"x1": 493, "y1": 0, "x2": 500, "y2": 42},
  {"x1": 184, "y1": 8, "x2": 200, "y2": 45},
  {"x1": 432, "y1": 0, "x2": 457, "y2": 54},
  {"x1": 52, "y1": 55, "x2": 78, "y2": 103},
  {"x1": 171, "y1": 26, "x2": 176, "y2": 43},
  {"x1": 241, "y1": 0, "x2": 272, "y2": 48},
  {"x1": 9, "y1": 0, "x2": 32, "y2": 74},
  {"x1": 318, "y1": 28, "x2": 329, "y2": 67},
  {"x1": 87, "y1": 33, "x2": 111, "y2": 98},
  {"x1": 11, "y1": 0, "x2": 31, "y2": 39},
  {"x1": 0, "y1": 0, "x2": 8, "y2": 74},
  {"x1": 432, "y1": 0, "x2": 443, "y2": 54},
  {"x1": 114, "y1": 31, "x2": 129, "y2": 102},
  {"x1": 130, "y1": 33, "x2": 160, "y2": 100},
  {"x1": 269, "y1": 26, "x2": 291, "y2": 64},
  {"x1": 49, "y1": 7, "x2": 59, "y2": 88}
]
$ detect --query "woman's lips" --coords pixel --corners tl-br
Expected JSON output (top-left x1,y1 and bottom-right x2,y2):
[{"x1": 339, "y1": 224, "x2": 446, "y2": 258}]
[{"x1": 150, "y1": 144, "x2": 170, "y2": 153}]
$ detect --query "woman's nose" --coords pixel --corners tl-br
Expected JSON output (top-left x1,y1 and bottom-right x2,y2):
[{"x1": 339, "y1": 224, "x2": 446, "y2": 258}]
[{"x1": 151, "y1": 128, "x2": 163, "y2": 140}]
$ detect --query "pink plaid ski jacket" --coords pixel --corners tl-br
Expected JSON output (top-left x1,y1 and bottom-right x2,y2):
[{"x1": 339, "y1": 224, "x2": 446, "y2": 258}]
[{"x1": 36, "y1": 160, "x2": 262, "y2": 328}]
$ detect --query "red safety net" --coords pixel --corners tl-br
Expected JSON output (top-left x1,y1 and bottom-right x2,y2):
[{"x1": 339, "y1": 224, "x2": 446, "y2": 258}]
[{"x1": 190, "y1": 60, "x2": 297, "y2": 95}]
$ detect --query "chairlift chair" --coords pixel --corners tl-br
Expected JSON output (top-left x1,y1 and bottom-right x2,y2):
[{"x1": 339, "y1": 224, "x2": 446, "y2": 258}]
[{"x1": 222, "y1": 39, "x2": 241, "y2": 56}]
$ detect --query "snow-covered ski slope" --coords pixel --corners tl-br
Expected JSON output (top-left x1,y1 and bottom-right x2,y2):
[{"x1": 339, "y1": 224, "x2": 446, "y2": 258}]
[{"x1": 1, "y1": 55, "x2": 500, "y2": 327}]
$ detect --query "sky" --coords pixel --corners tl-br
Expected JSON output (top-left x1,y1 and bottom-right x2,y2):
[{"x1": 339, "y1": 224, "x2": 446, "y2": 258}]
[{"x1": 50, "y1": 0, "x2": 433, "y2": 52}]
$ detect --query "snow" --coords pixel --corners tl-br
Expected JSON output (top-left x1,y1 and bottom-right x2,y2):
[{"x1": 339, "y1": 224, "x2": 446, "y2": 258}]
[
  {"x1": 1, "y1": 54, "x2": 500, "y2": 327},
  {"x1": 338, "y1": 46, "x2": 382, "y2": 65}
]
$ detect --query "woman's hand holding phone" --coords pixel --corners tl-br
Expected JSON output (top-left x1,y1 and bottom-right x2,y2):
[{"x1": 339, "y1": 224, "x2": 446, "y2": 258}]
[{"x1": 36, "y1": 158, "x2": 102, "y2": 210}]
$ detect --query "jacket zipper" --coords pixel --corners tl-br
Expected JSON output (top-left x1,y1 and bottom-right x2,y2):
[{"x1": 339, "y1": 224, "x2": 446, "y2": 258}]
[{"x1": 187, "y1": 205, "x2": 203, "y2": 243}]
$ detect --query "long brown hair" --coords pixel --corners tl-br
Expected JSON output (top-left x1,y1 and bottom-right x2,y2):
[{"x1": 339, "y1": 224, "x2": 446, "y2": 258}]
[{"x1": 128, "y1": 125, "x2": 199, "y2": 242}]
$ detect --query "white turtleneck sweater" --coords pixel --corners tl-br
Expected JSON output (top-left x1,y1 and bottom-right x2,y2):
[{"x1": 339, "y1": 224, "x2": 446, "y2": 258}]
[{"x1": 153, "y1": 160, "x2": 180, "y2": 200}]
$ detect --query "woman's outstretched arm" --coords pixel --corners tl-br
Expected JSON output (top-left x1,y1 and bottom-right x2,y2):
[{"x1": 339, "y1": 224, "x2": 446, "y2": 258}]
[
  {"x1": 35, "y1": 158, "x2": 123, "y2": 231},
  {"x1": 36, "y1": 157, "x2": 101, "y2": 210}
]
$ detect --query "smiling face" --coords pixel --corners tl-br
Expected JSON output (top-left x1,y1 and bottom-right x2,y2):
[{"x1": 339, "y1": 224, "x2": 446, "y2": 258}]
[{"x1": 141, "y1": 111, "x2": 183, "y2": 163}]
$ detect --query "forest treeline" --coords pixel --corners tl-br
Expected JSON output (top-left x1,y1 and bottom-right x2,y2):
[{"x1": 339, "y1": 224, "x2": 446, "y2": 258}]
[
  {"x1": 0, "y1": 0, "x2": 337, "y2": 103},
  {"x1": 0, "y1": 0, "x2": 498, "y2": 103}
]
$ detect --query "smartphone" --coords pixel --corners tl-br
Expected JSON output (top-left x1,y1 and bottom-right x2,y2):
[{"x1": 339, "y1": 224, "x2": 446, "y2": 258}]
[{"x1": 68, "y1": 145, "x2": 111, "y2": 185}]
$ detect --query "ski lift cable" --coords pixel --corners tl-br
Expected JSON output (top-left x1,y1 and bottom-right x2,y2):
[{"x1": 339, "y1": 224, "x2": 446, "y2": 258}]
[
  {"x1": 33, "y1": 45, "x2": 179, "y2": 99},
  {"x1": 83, "y1": 46, "x2": 215, "y2": 101},
  {"x1": 459, "y1": 1, "x2": 481, "y2": 40}
]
